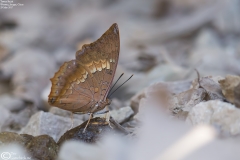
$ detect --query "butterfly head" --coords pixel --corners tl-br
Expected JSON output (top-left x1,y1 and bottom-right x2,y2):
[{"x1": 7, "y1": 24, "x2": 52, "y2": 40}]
[
  {"x1": 106, "y1": 98, "x2": 112, "y2": 106},
  {"x1": 94, "y1": 98, "x2": 112, "y2": 112},
  {"x1": 99, "y1": 98, "x2": 112, "y2": 107}
]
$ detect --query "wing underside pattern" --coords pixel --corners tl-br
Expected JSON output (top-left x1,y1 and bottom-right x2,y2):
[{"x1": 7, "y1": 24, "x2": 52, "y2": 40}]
[{"x1": 48, "y1": 23, "x2": 120, "y2": 113}]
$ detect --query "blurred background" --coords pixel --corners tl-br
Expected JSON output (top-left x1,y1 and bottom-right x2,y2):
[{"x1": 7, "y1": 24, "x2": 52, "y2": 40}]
[
  {"x1": 0, "y1": 0, "x2": 240, "y2": 105},
  {"x1": 0, "y1": 0, "x2": 240, "y2": 159},
  {"x1": 1, "y1": 0, "x2": 240, "y2": 103}
]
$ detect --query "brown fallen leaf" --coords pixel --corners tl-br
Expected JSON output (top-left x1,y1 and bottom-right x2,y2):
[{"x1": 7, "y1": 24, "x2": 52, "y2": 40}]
[
  {"x1": 200, "y1": 77, "x2": 226, "y2": 100},
  {"x1": 219, "y1": 75, "x2": 240, "y2": 104},
  {"x1": 194, "y1": 70, "x2": 225, "y2": 101},
  {"x1": 171, "y1": 87, "x2": 207, "y2": 120},
  {"x1": 171, "y1": 71, "x2": 225, "y2": 120}
]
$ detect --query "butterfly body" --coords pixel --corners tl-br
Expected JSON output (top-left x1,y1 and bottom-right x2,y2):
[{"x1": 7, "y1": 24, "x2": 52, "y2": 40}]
[{"x1": 48, "y1": 23, "x2": 119, "y2": 114}]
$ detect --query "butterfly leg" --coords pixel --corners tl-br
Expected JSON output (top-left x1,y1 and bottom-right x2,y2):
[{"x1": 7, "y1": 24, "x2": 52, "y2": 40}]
[
  {"x1": 104, "y1": 106, "x2": 113, "y2": 129},
  {"x1": 68, "y1": 112, "x2": 74, "y2": 130},
  {"x1": 83, "y1": 113, "x2": 93, "y2": 133}
]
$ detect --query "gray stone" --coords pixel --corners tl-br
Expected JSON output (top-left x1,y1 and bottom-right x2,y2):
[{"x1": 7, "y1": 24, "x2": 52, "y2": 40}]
[
  {"x1": 110, "y1": 106, "x2": 134, "y2": 124},
  {"x1": 109, "y1": 98, "x2": 123, "y2": 110},
  {"x1": 186, "y1": 100, "x2": 240, "y2": 136},
  {"x1": 20, "y1": 111, "x2": 83, "y2": 142},
  {"x1": 49, "y1": 107, "x2": 73, "y2": 117},
  {"x1": 2, "y1": 106, "x2": 38, "y2": 132},
  {"x1": 49, "y1": 107, "x2": 89, "y2": 121},
  {"x1": 170, "y1": 88, "x2": 207, "y2": 120},
  {"x1": 170, "y1": 76, "x2": 226, "y2": 120},
  {"x1": 0, "y1": 106, "x2": 11, "y2": 132}
]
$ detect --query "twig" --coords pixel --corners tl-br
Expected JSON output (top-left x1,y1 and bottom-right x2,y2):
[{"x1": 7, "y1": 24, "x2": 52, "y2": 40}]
[{"x1": 109, "y1": 116, "x2": 129, "y2": 135}]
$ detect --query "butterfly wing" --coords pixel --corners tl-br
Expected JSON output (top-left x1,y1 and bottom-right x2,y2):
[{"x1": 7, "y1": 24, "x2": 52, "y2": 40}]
[
  {"x1": 48, "y1": 23, "x2": 120, "y2": 113},
  {"x1": 48, "y1": 60, "x2": 96, "y2": 112},
  {"x1": 76, "y1": 23, "x2": 120, "y2": 101}
]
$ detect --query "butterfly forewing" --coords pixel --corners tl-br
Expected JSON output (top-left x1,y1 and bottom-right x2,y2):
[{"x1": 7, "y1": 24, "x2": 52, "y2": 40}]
[
  {"x1": 76, "y1": 24, "x2": 120, "y2": 100},
  {"x1": 48, "y1": 23, "x2": 120, "y2": 113}
]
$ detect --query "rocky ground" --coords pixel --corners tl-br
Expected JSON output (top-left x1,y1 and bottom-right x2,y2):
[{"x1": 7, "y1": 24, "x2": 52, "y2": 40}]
[{"x1": 0, "y1": 0, "x2": 240, "y2": 160}]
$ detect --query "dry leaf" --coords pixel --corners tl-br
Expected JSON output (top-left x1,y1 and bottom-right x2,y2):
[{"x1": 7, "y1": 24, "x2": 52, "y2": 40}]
[
  {"x1": 171, "y1": 88, "x2": 207, "y2": 120},
  {"x1": 219, "y1": 75, "x2": 240, "y2": 104},
  {"x1": 199, "y1": 76, "x2": 225, "y2": 100},
  {"x1": 171, "y1": 75, "x2": 225, "y2": 119}
]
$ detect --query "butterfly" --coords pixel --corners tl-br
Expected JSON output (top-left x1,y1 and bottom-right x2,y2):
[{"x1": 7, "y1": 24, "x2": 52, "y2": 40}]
[{"x1": 48, "y1": 23, "x2": 120, "y2": 132}]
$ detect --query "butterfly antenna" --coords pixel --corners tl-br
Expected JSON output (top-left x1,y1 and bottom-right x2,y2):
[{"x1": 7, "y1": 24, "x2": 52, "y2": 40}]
[
  {"x1": 108, "y1": 74, "x2": 133, "y2": 98},
  {"x1": 108, "y1": 73, "x2": 124, "y2": 94}
]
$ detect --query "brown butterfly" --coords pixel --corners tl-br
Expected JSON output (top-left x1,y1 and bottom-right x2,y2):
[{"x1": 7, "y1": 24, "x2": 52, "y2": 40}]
[{"x1": 48, "y1": 23, "x2": 120, "y2": 132}]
